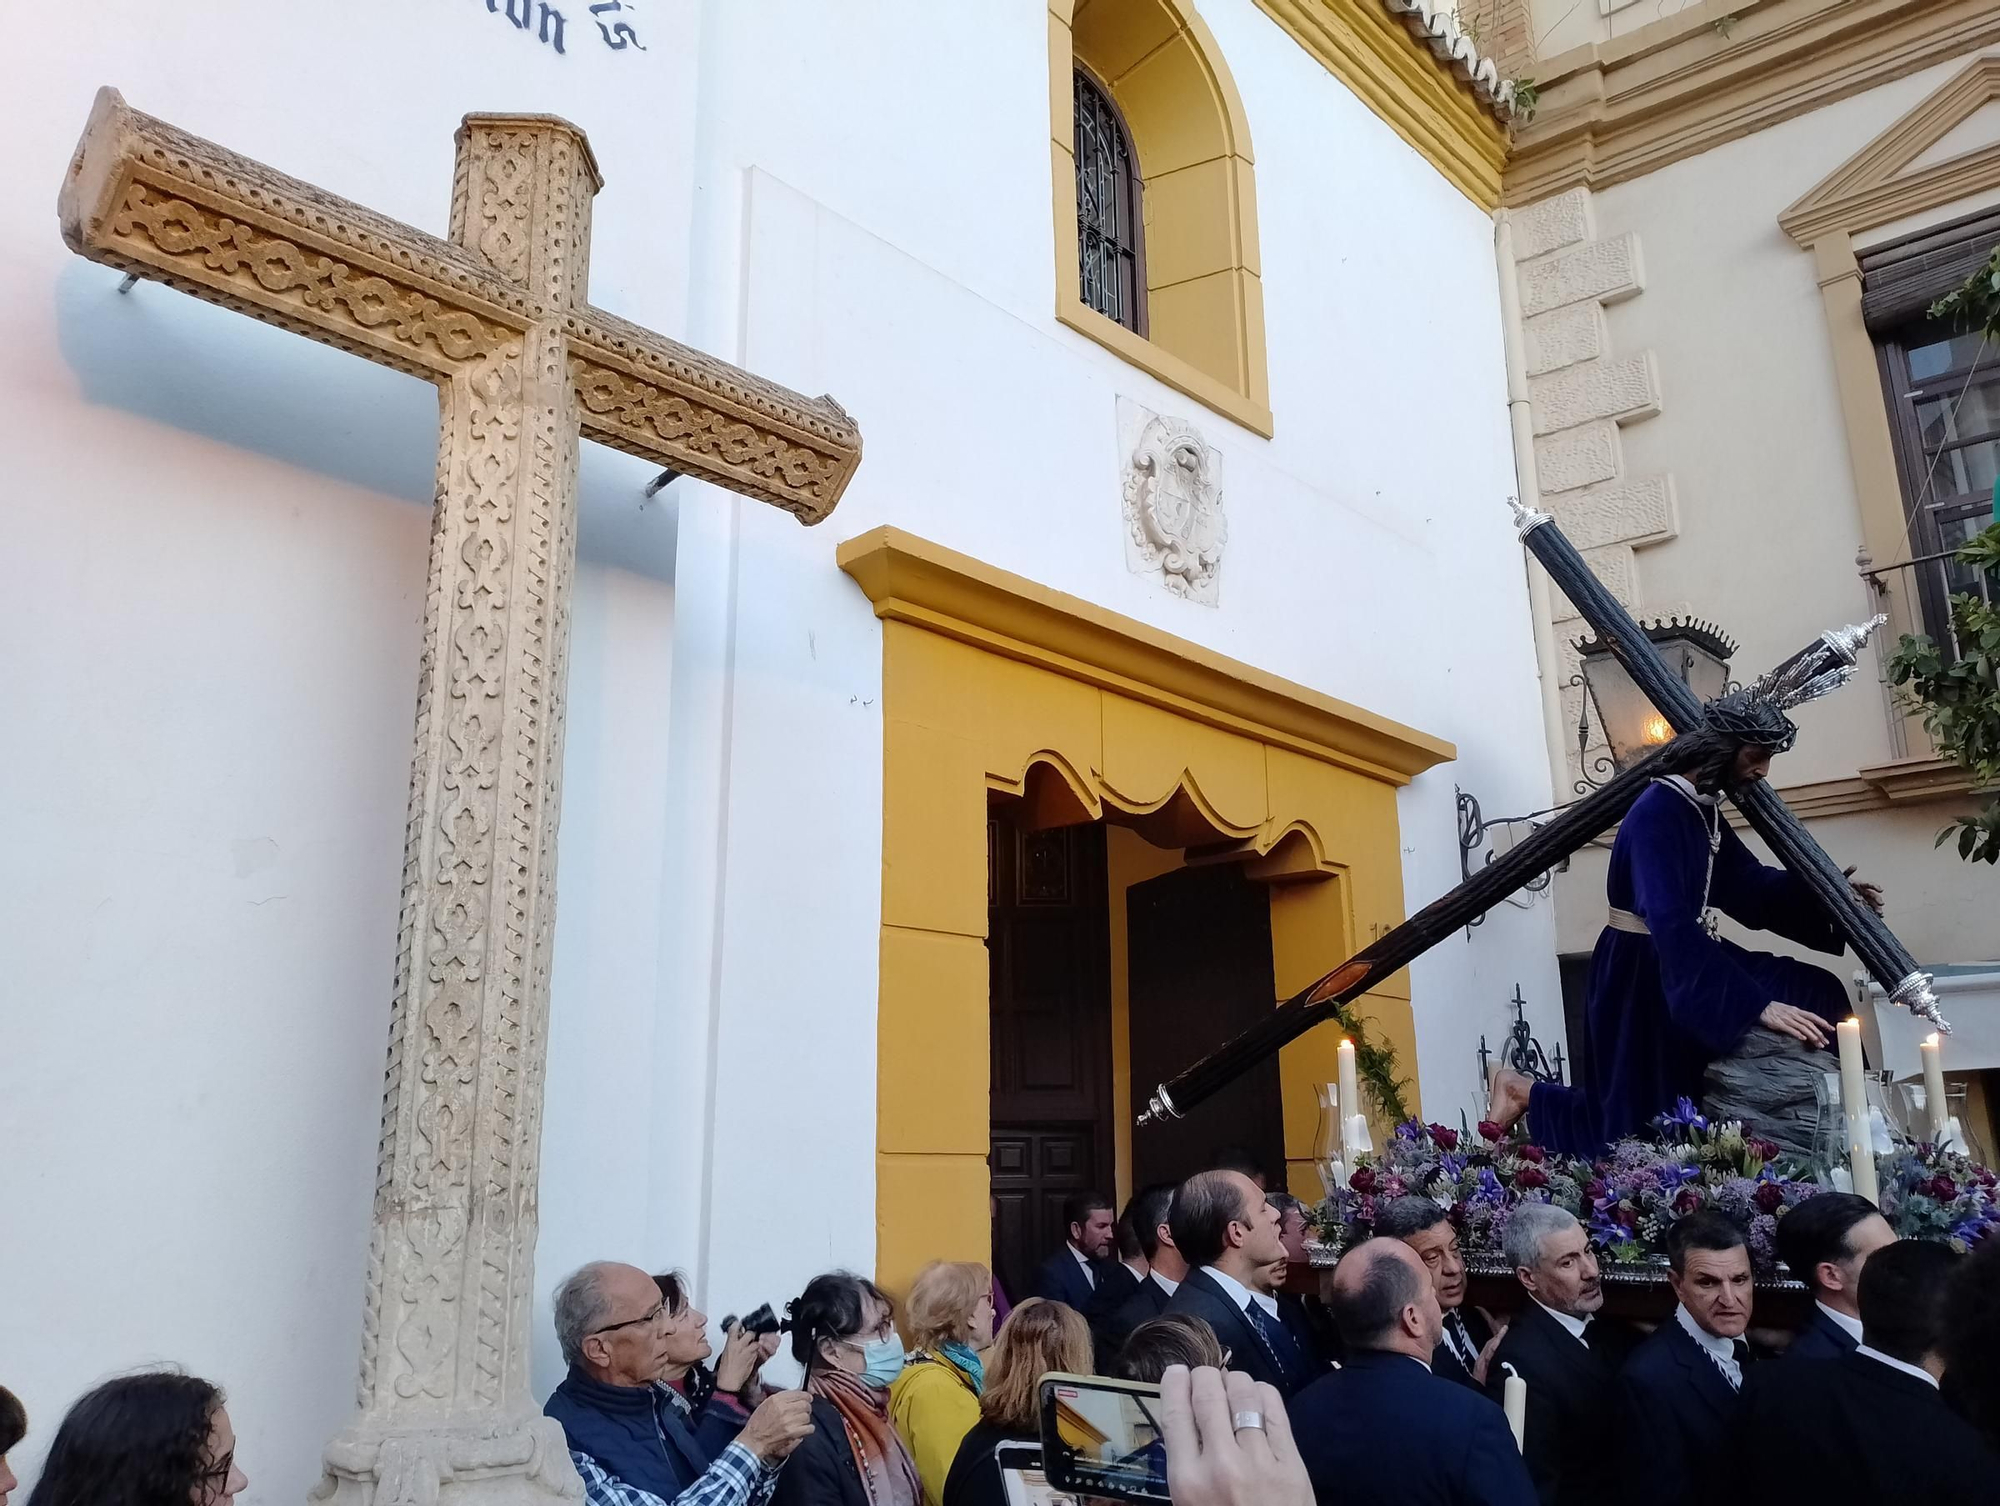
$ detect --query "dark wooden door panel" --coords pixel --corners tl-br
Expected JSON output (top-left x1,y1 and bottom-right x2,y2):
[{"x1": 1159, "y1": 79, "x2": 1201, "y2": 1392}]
[
  {"x1": 1128, "y1": 862, "x2": 1283, "y2": 1191},
  {"x1": 988, "y1": 819, "x2": 1112, "y2": 1301}
]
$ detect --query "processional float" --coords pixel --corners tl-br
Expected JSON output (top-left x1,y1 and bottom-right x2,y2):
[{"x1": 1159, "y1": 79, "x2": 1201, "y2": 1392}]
[{"x1": 1135, "y1": 503, "x2": 1949, "y2": 1132}]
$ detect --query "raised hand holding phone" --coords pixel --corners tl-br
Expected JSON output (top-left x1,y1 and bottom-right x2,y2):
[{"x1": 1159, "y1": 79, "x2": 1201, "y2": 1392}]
[{"x1": 1156, "y1": 1365, "x2": 1311, "y2": 1506}]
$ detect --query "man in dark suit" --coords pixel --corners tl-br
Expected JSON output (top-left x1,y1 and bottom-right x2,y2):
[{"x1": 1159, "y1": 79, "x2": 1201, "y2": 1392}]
[
  {"x1": 1269, "y1": 1192, "x2": 1342, "y2": 1370},
  {"x1": 1029, "y1": 1190, "x2": 1115, "y2": 1310},
  {"x1": 1484, "y1": 1204, "x2": 1636, "y2": 1506},
  {"x1": 1292, "y1": 1238, "x2": 1536, "y2": 1506},
  {"x1": 1164, "y1": 1169, "x2": 1328, "y2": 1398},
  {"x1": 1097, "y1": 1183, "x2": 1182, "y2": 1360},
  {"x1": 1738, "y1": 1240, "x2": 1998, "y2": 1499},
  {"x1": 1772, "y1": 1190, "x2": 1895, "y2": 1363},
  {"x1": 1613, "y1": 1212, "x2": 1754, "y2": 1506},
  {"x1": 1379, "y1": 1196, "x2": 1500, "y2": 1389}
]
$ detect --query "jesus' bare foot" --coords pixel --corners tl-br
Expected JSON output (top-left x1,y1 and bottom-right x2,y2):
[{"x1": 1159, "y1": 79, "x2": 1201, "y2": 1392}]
[{"x1": 1486, "y1": 1067, "x2": 1532, "y2": 1132}]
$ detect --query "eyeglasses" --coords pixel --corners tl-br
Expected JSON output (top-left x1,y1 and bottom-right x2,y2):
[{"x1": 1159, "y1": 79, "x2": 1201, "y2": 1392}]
[{"x1": 590, "y1": 1302, "x2": 667, "y2": 1337}]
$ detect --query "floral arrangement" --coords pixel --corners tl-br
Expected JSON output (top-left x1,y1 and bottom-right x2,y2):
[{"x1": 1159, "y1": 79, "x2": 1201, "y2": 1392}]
[
  {"x1": 1877, "y1": 1142, "x2": 2000, "y2": 1248},
  {"x1": 1310, "y1": 1099, "x2": 2000, "y2": 1275}
]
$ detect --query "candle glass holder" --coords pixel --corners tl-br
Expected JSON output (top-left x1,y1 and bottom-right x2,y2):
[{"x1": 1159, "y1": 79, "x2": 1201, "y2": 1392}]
[
  {"x1": 1810, "y1": 1072, "x2": 1848, "y2": 1173},
  {"x1": 1945, "y1": 1084, "x2": 1990, "y2": 1164},
  {"x1": 1880, "y1": 1080, "x2": 1926, "y2": 1145},
  {"x1": 1315, "y1": 1084, "x2": 1343, "y2": 1198}
]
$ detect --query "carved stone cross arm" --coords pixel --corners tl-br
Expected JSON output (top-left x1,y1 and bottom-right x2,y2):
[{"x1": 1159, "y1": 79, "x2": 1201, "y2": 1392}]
[
  {"x1": 57, "y1": 86, "x2": 862, "y2": 1505},
  {"x1": 59, "y1": 87, "x2": 861, "y2": 520}
]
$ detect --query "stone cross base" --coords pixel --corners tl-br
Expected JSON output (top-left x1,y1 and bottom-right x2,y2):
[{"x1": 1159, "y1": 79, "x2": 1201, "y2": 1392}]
[{"x1": 314, "y1": 1412, "x2": 582, "y2": 1505}]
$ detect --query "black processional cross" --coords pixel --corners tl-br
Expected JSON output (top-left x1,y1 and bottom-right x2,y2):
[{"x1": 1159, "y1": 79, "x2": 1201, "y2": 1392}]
[{"x1": 1135, "y1": 503, "x2": 1947, "y2": 1129}]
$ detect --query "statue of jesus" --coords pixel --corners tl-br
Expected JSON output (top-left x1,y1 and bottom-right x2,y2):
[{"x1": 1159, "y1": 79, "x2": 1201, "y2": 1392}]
[{"x1": 1487, "y1": 689, "x2": 1884, "y2": 1157}]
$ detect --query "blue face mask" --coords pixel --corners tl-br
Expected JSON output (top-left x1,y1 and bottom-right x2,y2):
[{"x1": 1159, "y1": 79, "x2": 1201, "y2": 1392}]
[{"x1": 857, "y1": 1335, "x2": 907, "y2": 1388}]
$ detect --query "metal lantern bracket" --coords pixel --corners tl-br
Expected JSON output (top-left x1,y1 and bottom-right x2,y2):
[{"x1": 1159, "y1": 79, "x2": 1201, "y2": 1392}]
[
  {"x1": 1477, "y1": 984, "x2": 1566, "y2": 1086},
  {"x1": 1456, "y1": 786, "x2": 1564, "y2": 931}
]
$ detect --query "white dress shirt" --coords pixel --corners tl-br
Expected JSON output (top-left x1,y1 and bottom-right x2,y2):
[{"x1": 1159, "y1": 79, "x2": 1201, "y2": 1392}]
[
  {"x1": 1531, "y1": 1297, "x2": 1592, "y2": 1344},
  {"x1": 1069, "y1": 1243, "x2": 1096, "y2": 1290},
  {"x1": 1816, "y1": 1301, "x2": 1864, "y2": 1345},
  {"x1": 1149, "y1": 1271, "x2": 1180, "y2": 1298},
  {"x1": 1856, "y1": 1345, "x2": 1940, "y2": 1389},
  {"x1": 1675, "y1": 1303, "x2": 1743, "y2": 1389},
  {"x1": 1202, "y1": 1264, "x2": 1279, "y2": 1319}
]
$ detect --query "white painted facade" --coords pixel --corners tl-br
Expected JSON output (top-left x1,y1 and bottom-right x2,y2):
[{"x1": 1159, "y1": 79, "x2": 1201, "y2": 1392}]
[{"x1": 0, "y1": 1, "x2": 1557, "y2": 1496}]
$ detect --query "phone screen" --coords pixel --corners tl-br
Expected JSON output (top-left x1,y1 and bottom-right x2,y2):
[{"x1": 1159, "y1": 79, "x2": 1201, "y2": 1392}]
[
  {"x1": 1036, "y1": 1373, "x2": 1173, "y2": 1504},
  {"x1": 992, "y1": 1442, "x2": 1088, "y2": 1506}
]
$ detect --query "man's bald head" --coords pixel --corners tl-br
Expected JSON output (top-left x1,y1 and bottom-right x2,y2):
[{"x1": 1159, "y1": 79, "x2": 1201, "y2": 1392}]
[{"x1": 1327, "y1": 1237, "x2": 1443, "y2": 1361}]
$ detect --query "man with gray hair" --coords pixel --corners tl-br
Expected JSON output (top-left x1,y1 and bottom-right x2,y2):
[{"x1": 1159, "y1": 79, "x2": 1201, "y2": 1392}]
[
  {"x1": 544, "y1": 1260, "x2": 814, "y2": 1506},
  {"x1": 1484, "y1": 1206, "x2": 1637, "y2": 1506},
  {"x1": 1290, "y1": 1239, "x2": 1536, "y2": 1505},
  {"x1": 1377, "y1": 1195, "x2": 1502, "y2": 1390}
]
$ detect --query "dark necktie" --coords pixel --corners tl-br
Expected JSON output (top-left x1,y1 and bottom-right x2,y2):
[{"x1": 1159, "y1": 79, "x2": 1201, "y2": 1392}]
[
  {"x1": 1731, "y1": 1338, "x2": 1751, "y2": 1383},
  {"x1": 1244, "y1": 1299, "x2": 1308, "y2": 1386}
]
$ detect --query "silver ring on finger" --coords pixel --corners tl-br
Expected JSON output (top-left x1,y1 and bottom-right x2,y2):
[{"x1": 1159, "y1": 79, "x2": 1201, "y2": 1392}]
[{"x1": 1232, "y1": 1411, "x2": 1266, "y2": 1433}]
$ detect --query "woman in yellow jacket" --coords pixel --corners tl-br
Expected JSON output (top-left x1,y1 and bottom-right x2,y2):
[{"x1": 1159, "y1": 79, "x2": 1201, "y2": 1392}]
[{"x1": 888, "y1": 1260, "x2": 995, "y2": 1506}]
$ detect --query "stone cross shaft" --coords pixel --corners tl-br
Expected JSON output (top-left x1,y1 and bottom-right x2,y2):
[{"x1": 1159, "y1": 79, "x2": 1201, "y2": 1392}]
[{"x1": 59, "y1": 89, "x2": 862, "y2": 1505}]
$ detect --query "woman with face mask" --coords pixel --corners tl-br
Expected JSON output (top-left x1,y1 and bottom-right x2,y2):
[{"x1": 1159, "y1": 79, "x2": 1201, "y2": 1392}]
[{"x1": 771, "y1": 1272, "x2": 921, "y2": 1506}]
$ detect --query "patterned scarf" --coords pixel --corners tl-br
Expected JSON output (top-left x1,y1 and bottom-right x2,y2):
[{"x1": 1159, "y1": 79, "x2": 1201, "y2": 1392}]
[
  {"x1": 808, "y1": 1366, "x2": 922, "y2": 1506},
  {"x1": 937, "y1": 1342, "x2": 985, "y2": 1395}
]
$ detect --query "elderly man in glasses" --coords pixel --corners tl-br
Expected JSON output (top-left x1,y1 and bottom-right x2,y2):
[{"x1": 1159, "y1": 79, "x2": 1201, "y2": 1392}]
[{"x1": 546, "y1": 1261, "x2": 815, "y2": 1506}]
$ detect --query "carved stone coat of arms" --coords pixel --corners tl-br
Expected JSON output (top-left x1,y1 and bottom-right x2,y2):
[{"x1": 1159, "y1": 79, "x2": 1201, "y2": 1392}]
[{"x1": 1117, "y1": 398, "x2": 1226, "y2": 605}]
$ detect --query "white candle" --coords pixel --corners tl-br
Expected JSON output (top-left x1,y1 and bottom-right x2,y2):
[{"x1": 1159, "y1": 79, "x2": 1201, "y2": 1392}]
[
  {"x1": 1502, "y1": 1372, "x2": 1527, "y2": 1452},
  {"x1": 1337, "y1": 1038, "x2": 1361, "y2": 1163},
  {"x1": 1920, "y1": 1033, "x2": 1949, "y2": 1144},
  {"x1": 1836, "y1": 1018, "x2": 1877, "y2": 1204},
  {"x1": 1848, "y1": 1130, "x2": 1879, "y2": 1204}
]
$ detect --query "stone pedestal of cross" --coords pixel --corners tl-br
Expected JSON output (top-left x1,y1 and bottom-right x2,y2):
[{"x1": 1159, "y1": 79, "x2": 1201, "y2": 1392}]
[{"x1": 60, "y1": 88, "x2": 863, "y2": 1504}]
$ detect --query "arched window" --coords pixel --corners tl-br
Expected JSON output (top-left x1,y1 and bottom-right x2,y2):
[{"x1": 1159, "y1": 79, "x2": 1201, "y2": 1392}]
[
  {"x1": 1050, "y1": 1, "x2": 1269, "y2": 435},
  {"x1": 1073, "y1": 68, "x2": 1146, "y2": 336}
]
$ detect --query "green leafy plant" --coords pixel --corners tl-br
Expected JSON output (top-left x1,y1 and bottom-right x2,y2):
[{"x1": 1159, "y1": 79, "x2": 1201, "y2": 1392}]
[
  {"x1": 1887, "y1": 522, "x2": 2000, "y2": 864},
  {"x1": 1508, "y1": 77, "x2": 1539, "y2": 124},
  {"x1": 1327, "y1": 1000, "x2": 1411, "y2": 1125}
]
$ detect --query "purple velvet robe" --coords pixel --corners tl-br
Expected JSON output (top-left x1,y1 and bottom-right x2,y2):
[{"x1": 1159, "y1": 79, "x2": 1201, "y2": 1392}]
[{"x1": 1528, "y1": 780, "x2": 1850, "y2": 1155}]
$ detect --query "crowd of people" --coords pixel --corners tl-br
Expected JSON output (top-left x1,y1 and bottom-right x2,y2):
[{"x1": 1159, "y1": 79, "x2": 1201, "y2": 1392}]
[{"x1": 5, "y1": 1167, "x2": 1999, "y2": 1506}]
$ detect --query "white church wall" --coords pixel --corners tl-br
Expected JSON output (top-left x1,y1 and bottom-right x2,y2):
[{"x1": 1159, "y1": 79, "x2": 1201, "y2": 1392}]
[
  {"x1": 676, "y1": 0, "x2": 1564, "y2": 1314},
  {"x1": 3, "y1": 0, "x2": 703, "y2": 1495},
  {"x1": 3, "y1": 0, "x2": 1562, "y2": 1490}
]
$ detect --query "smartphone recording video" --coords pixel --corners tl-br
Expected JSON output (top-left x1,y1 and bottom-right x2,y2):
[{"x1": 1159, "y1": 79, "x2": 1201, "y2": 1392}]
[{"x1": 1036, "y1": 1372, "x2": 1173, "y2": 1504}]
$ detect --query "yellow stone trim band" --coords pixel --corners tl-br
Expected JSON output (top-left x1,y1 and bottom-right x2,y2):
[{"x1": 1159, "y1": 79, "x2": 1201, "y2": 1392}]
[{"x1": 838, "y1": 527, "x2": 1455, "y2": 783}]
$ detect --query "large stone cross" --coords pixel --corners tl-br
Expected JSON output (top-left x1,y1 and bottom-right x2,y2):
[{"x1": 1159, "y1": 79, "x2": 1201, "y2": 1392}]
[{"x1": 59, "y1": 89, "x2": 862, "y2": 1505}]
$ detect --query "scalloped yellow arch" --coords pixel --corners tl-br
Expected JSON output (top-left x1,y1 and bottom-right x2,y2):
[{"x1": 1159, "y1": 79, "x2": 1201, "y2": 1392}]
[{"x1": 841, "y1": 527, "x2": 1453, "y2": 1296}]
